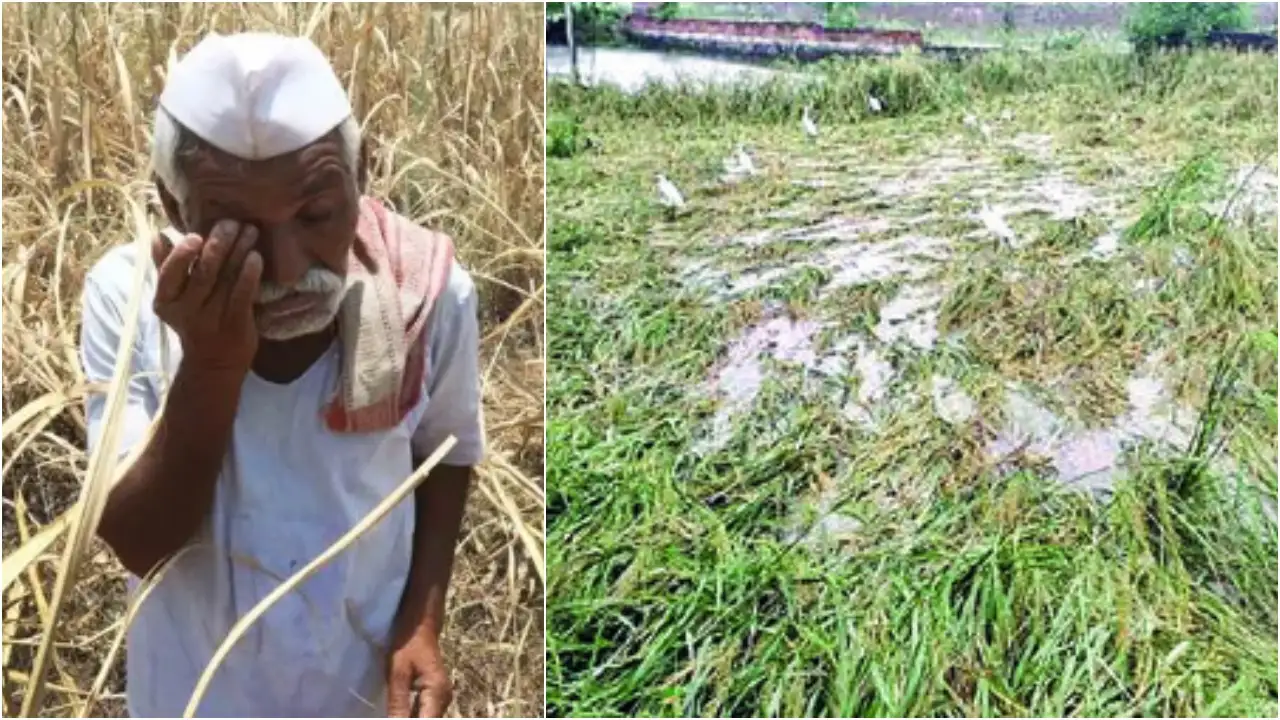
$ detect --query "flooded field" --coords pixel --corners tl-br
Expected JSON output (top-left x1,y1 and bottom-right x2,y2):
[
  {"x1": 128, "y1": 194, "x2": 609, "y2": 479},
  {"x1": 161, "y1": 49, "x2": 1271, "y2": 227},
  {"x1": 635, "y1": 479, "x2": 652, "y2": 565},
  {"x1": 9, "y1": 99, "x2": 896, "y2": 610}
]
[
  {"x1": 665, "y1": 123, "x2": 1276, "y2": 521},
  {"x1": 548, "y1": 49, "x2": 1278, "y2": 718}
]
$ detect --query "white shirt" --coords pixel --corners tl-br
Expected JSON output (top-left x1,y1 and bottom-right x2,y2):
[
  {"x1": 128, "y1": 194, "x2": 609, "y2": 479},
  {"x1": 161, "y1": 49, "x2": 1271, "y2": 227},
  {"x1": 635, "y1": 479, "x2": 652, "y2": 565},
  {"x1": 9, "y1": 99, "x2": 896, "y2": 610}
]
[{"x1": 79, "y1": 243, "x2": 485, "y2": 717}]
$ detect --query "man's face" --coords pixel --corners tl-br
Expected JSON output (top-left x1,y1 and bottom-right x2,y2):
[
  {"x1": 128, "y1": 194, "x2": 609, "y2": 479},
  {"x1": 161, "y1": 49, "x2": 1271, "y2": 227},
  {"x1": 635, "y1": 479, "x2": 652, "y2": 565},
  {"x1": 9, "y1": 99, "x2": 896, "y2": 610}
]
[{"x1": 161, "y1": 131, "x2": 360, "y2": 341}]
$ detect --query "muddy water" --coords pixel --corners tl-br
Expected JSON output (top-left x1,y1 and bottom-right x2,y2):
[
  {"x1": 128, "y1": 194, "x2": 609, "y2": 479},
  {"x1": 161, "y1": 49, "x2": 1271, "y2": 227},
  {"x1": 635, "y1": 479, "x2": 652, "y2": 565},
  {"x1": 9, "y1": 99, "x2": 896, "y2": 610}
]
[
  {"x1": 546, "y1": 45, "x2": 778, "y2": 93},
  {"x1": 696, "y1": 313, "x2": 850, "y2": 452},
  {"x1": 984, "y1": 360, "x2": 1201, "y2": 500}
]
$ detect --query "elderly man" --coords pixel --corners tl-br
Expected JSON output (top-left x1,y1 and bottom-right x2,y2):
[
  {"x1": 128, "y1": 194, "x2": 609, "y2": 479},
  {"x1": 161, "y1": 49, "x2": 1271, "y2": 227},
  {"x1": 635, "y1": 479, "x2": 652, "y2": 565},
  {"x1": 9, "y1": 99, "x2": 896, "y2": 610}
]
[{"x1": 78, "y1": 33, "x2": 484, "y2": 717}]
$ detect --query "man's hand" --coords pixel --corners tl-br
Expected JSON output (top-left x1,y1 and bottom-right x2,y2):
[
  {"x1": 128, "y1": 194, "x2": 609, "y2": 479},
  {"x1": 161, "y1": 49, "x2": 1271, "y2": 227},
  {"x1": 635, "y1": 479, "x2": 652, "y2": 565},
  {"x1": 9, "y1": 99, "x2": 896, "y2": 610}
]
[
  {"x1": 387, "y1": 627, "x2": 452, "y2": 717},
  {"x1": 152, "y1": 219, "x2": 261, "y2": 375},
  {"x1": 389, "y1": 464, "x2": 471, "y2": 717},
  {"x1": 92, "y1": 220, "x2": 262, "y2": 575}
]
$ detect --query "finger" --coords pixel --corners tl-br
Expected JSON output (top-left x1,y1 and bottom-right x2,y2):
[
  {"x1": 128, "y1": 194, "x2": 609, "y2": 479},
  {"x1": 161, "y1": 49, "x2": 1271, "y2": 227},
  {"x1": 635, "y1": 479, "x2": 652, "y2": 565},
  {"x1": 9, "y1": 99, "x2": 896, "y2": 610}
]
[
  {"x1": 150, "y1": 232, "x2": 171, "y2": 270},
  {"x1": 209, "y1": 224, "x2": 258, "y2": 310},
  {"x1": 224, "y1": 250, "x2": 262, "y2": 325},
  {"x1": 185, "y1": 220, "x2": 239, "y2": 305},
  {"x1": 386, "y1": 666, "x2": 413, "y2": 718},
  {"x1": 418, "y1": 688, "x2": 450, "y2": 718},
  {"x1": 153, "y1": 233, "x2": 203, "y2": 304}
]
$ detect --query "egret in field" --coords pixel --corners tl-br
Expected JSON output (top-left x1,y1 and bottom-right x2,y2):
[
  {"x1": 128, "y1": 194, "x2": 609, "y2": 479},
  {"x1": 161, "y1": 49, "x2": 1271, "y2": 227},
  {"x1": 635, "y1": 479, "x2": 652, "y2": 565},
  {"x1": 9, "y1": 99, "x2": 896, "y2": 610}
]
[
  {"x1": 1000, "y1": 108, "x2": 1014, "y2": 122},
  {"x1": 724, "y1": 144, "x2": 757, "y2": 177},
  {"x1": 963, "y1": 113, "x2": 994, "y2": 143},
  {"x1": 735, "y1": 144, "x2": 757, "y2": 176},
  {"x1": 801, "y1": 106, "x2": 819, "y2": 140},
  {"x1": 867, "y1": 94, "x2": 883, "y2": 114},
  {"x1": 656, "y1": 173, "x2": 685, "y2": 213},
  {"x1": 978, "y1": 203, "x2": 1016, "y2": 248}
]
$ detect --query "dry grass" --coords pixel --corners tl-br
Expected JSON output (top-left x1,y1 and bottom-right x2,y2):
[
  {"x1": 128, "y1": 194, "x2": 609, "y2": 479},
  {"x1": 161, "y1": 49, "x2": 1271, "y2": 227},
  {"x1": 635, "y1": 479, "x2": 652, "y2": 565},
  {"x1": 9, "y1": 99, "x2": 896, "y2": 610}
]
[{"x1": 1, "y1": 3, "x2": 545, "y2": 717}]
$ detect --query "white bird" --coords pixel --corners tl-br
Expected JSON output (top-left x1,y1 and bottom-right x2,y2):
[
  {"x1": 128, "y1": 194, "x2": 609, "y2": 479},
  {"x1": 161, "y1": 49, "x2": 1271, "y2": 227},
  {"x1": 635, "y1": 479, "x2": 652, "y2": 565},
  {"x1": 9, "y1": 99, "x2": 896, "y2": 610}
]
[
  {"x1": 801, "y1": 106, "x2": 819, "y2": 140},
  {"x1": 1000, "y1": 108, "x2": 1014, "y2": 122},
  {"x1": 963, "y1": 112, "x2": 994, "y2": 143},
  {"x1": 723, "y1": 144, "x2": 755, "y2": 176},
  {"x1": 735, "y1": 144, "x2": 757, "y2": 176},
  {"x1": 978, "y1": 203, "x2": 1016, "y2": 247},
  {"x1": 867, "y1": 94, "x2": 883, "y2": 114},
  {"x1": 656, "y1": 173, "x2": 685, "y2": 209}
]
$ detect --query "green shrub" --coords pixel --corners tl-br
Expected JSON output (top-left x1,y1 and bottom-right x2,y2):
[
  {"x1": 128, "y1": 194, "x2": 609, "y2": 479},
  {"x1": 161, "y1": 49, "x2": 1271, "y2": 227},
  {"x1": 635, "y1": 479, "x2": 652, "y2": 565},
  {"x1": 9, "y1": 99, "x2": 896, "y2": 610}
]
[
  {"x1": 548, "y1": 113, "x2": 583, "y2": 158},
  {"x1": 653, "y1": 3, "x2": 680, "y2": 21},
  {"x1": 1126, "y1": 3, "x2": 1249, "y2": 51},
  {"x1": 822, "y1": 2, "x2": 860, "y2": 30},
  {"x1": 548, "y1": 3, "x2": 626, "y2": 43},
  {"x1": 579, "y1": 2, "x2": 626, "y2": 43}
]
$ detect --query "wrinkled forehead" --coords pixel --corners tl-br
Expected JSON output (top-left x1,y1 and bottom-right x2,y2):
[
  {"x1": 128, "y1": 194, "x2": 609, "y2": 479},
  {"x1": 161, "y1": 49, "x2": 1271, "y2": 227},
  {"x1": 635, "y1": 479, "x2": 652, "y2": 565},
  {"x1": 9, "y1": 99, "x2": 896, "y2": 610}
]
[
  {"x1": 182, "y1": 133, "x2": 352, "y2": 211},
  {"x1": 188, "y1": 130, "x2": 346, "y2": 177}
]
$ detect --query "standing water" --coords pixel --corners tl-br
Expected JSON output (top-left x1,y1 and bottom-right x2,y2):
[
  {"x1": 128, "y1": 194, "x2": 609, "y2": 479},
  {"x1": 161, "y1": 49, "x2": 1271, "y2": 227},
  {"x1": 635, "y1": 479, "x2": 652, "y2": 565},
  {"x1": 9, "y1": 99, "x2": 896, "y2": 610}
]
[{"x1": 546, "y1": 45, "x2": 779, "y2": 93}]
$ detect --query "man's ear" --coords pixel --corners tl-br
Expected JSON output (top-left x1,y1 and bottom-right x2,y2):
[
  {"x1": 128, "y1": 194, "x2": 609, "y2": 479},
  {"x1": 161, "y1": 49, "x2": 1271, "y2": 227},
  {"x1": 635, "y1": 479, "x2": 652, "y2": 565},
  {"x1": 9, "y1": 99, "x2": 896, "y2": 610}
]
[
  {"x1": 357, "y1": 137, "x2": 370, "y2": 195},
  {"x1": 154, "y1": 175, "x2": 185, "y2": 232}
]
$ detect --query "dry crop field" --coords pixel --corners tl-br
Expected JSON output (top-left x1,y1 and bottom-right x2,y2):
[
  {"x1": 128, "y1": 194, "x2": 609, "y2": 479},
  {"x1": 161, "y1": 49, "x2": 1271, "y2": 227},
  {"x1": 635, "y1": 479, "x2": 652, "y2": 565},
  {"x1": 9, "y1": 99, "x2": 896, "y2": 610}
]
[{"x1": 1, "y1": 3, "x2": 544, "y2": 717}]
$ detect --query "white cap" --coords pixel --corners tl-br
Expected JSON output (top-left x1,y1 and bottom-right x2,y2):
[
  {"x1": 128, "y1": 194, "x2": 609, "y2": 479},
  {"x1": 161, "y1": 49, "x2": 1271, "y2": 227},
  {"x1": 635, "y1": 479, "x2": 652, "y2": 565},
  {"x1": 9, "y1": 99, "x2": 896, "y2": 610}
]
[{"x1": 159, "y1": 32, "x2": 351, "y2": 160}]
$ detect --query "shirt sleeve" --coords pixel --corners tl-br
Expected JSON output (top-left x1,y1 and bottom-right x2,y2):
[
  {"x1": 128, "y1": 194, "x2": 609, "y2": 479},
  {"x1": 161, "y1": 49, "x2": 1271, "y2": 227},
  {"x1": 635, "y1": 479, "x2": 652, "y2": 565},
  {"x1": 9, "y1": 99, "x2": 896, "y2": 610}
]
[
  {"x1": 80, "y1": 251, "x2": 160, "y2": 463},
  {"x1": 410, "y1": 262, "x2": 485, "y2": 467}
]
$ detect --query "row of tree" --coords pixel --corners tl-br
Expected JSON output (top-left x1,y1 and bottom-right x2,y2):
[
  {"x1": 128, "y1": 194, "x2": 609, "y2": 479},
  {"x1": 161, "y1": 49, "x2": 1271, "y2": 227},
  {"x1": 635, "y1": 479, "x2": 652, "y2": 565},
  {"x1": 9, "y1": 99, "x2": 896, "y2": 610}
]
[{"x1": 546, "y1": 3, "x2": 1265, "y2": 50}]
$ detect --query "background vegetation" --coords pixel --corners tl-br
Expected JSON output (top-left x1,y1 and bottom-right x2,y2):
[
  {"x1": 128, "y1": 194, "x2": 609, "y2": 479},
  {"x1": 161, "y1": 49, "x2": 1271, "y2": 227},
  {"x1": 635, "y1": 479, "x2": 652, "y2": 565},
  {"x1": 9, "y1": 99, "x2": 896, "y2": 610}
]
[{"x1": 1126, "y1": 2, "x2": 1250, "y2": 51}]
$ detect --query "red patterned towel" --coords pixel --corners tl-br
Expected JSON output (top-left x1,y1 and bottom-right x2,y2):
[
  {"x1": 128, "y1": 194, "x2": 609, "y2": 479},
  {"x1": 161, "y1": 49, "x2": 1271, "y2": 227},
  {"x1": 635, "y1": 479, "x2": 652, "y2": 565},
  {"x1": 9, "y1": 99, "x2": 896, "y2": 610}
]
[{"x1": 323, "y1": 196, "x2": 454, "y2": 433}]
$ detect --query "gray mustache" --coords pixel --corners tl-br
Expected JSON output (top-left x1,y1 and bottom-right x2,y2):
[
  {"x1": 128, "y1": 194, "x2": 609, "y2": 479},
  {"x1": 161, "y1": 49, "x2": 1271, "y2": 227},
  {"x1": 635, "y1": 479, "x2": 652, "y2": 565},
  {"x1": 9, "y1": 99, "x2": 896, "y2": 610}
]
[{"x1": 255, "y1": 267, "x2": 345, "y2": 304}]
